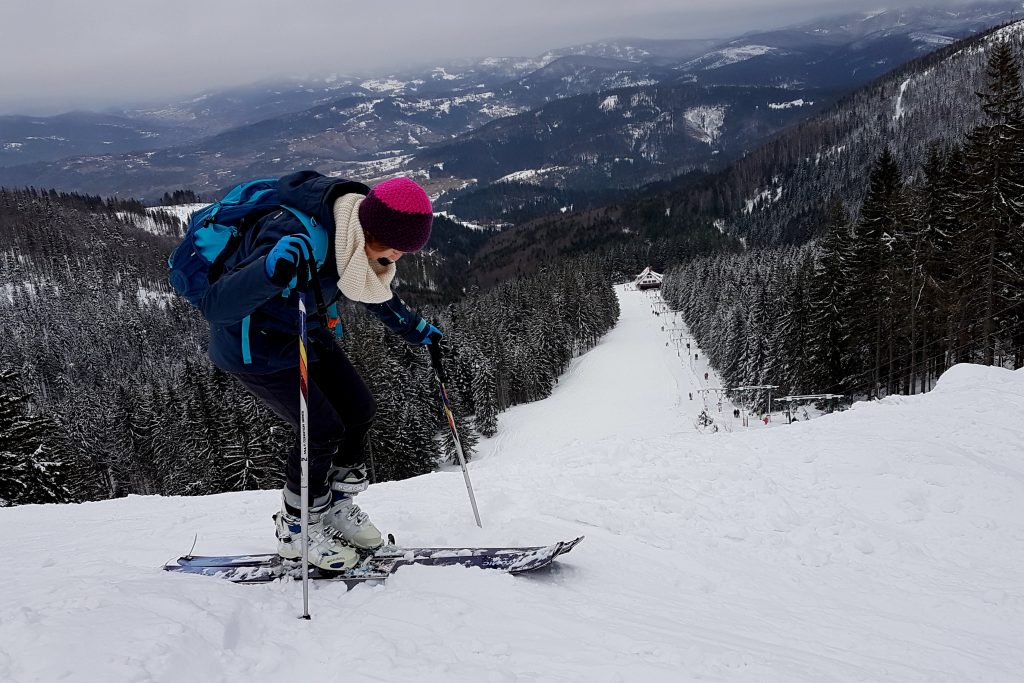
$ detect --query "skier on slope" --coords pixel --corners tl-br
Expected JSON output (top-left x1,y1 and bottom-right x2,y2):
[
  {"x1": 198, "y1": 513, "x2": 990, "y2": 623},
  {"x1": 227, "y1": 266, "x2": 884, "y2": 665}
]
[{"x1": 199, "y1": 170, "x2": 441, "y2": 571}]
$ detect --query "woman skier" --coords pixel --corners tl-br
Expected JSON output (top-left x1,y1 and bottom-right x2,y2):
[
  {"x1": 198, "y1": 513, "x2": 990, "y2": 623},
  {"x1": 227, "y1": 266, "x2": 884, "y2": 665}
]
[{"x1": 199, "y1": 170, "x2": 442, "y2": 571}]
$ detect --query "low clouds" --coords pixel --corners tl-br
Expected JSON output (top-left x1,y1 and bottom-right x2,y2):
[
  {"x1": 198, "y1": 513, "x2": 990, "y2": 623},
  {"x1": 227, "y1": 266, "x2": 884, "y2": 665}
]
[{"x1": 0, "y1": 0, "x2": 1007, "y2": 114}]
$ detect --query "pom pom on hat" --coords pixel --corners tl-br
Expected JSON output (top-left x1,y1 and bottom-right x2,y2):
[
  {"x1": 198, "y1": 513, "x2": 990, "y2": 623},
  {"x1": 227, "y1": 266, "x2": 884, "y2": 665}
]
[{"x1": 358, "y1": 177, "x2": 433, "y2": 252}]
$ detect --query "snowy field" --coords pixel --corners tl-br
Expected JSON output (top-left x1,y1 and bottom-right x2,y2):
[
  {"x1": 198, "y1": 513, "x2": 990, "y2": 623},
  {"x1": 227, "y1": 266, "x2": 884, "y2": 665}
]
[{"x1": 2, "y1": 286, "x2": 1023, "y2": 682}]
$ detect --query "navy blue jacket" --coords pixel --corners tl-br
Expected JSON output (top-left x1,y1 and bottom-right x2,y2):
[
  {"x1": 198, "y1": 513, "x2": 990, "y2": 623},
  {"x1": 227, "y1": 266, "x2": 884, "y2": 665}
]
[{"x1": 201, "y1": 170, "x2": 431, "y2": 374}]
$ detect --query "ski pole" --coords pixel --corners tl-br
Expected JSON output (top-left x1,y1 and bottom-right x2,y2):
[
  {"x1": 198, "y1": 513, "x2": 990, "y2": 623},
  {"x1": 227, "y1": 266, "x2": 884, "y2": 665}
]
[
  {"x1": 428, "y1": 344, "x2": 482, "y2": 528},
  {"x1": 298, "y1": 290, "x2": 311, "y2": 619},
  {"x1": 294, "y1": 234, "x2": 318, "y2": 620}
]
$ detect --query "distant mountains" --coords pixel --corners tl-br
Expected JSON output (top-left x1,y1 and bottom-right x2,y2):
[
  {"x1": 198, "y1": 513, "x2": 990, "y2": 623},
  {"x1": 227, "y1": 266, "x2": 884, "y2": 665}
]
[
  {"x1": 0, "y1": 111, "x2": 197, "y2": 166},
  {"x1": 416, "y1": 83, "x2": 829, "y2": 193},
  {"x1": 0, "y1": 1, "x2": 1020, "y2": 213},
  {"x1": 461, "y1": 14, "x2": 1024, "y2": 287},
  {"x1": 677, "y1": 3, "x2": 1024, "y2": 88}
]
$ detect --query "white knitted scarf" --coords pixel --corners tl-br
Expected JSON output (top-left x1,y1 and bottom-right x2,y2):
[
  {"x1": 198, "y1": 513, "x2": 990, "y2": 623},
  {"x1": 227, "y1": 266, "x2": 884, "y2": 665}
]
[{"x1": 332, "y1": 193, "x2": 396, "y2": 304}]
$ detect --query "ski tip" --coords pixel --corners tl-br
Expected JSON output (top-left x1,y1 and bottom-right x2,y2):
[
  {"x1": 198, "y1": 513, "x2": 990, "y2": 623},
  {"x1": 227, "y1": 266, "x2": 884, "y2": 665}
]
[{"x1": 551, "y1": 536, "x2": 585, "y2": 559}]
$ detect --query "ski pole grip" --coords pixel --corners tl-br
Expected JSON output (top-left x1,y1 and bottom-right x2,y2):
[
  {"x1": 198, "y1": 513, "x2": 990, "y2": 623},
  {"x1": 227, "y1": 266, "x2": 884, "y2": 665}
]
[{"x1": 428, "y1": 343, "x2": 446, "y2": 382}]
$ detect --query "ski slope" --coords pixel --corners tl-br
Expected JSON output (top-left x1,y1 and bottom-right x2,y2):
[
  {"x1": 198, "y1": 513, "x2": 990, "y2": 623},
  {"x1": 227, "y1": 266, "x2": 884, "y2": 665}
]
[{"x1": 2, "y1": 286, "x2": 1023, "y2": 682}]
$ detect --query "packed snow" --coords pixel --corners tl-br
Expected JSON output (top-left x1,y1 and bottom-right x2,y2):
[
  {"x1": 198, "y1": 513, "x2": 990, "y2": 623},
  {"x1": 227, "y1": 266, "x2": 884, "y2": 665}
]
[
  {"x1": 117, "y1": 203, "x2": 207, "y2": 236},
  {"x1": 768, "y1": 99, "x2": 813, "y2": 110},
  {"x1": 478, "y1": 101, "x2": 529, "y2": 120},
  {"x1": 686, "y1": 45, "x2": 777, "y2": 71},
  {"x1": 432, "y1": 211, "x2": 493, "y2": 232},
  {"x1": 2, "y1": 279, "x2": 58, "y2": 304},
  {"x1": 494, "y1": 166, "x2": 569, "y2": 185},
  {"x1": 683, "y1": 105, "x2": 727, "y2": 145},
  {"x1": 150, "y1": 202, "x2": 207, "y2": 224},
  {"x1": 431, "y1": 67, "x2": 460, "y2": 81},
  {"x1": 328, "y1": 153, "x2": 415, "y2": 181},
  {"x1": 136, "y1": 284, "x2": 177, "y2": 309},
  {"x1": 910, "y1": 32, "x2": 955, "y2": 47},
  {"x1": 743, "y1": 180, "x2": 783, "y2": 213},
  {"x1": 894, "y1": 77, "x2": 913, "y2": 121},
  {"x1": 359, "y1": 78, "x2": 408, "y2": 93},
  {"x1": 1, "y1": 287, "x2": 1023, "y2": 681}
]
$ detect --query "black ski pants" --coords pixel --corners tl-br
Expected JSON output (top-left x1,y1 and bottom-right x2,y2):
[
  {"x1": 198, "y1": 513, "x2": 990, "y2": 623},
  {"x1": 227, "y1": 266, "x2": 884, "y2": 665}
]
[{"x1": 232, "y1": 337, "x2": 376, "y2": 501}]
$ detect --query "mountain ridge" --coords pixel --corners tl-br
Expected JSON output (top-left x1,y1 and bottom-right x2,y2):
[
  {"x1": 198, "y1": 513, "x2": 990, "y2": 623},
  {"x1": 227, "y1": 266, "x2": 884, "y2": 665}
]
[{"x1": 3, "y1": 2, "x2": 1018, "y2": 204}]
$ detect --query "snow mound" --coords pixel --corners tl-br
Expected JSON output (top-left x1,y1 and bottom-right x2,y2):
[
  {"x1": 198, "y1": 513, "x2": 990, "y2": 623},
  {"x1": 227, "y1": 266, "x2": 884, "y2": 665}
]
[{"x1": 931, "y1": 362, "x2": 1024, "y2": 395}]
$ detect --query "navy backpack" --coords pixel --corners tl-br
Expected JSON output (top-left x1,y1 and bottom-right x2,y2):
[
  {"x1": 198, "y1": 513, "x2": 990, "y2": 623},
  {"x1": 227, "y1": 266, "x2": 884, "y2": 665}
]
[{"x1": 167, "y1": 178, "x2": 329, "y2": 308}]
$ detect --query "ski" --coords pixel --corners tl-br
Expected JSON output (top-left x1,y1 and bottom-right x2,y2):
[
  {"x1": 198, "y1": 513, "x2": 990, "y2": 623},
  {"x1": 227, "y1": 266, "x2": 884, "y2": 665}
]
[{"x1": 164, "y1": 536, "x2": 583, "y2": 584}]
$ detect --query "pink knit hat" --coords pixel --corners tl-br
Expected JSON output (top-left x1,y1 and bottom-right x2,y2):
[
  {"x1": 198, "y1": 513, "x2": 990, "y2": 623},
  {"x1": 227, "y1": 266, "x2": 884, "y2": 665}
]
[{"x1": 358, "y1": 177, "x2": 433, "y2": 252}]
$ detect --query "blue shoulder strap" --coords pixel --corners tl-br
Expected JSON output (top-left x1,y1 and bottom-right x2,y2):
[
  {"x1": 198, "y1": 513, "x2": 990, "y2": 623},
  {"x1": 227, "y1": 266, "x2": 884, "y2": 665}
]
[
  {"x1": 281, "y1": 206, "x2": 328, "y2": 268},
  {"x1": 277, "y1": 207, "x2": 334, "y2": 331}
]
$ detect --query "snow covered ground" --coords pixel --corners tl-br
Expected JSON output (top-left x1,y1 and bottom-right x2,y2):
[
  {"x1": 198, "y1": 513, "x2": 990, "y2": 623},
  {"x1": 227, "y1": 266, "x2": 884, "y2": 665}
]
[
  {"x1": 2, "y1": 286, "x2": 1023, "y2": 682},
  {"x1": 118, "y1": 203, "x2": 206, "y2": 236}
]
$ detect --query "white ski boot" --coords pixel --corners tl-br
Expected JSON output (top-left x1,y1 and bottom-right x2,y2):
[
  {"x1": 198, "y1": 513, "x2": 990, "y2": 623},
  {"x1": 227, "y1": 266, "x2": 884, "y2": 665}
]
[
  {"x1": 274, "y1": 490, "x2": 360, "y2": 571},
  {"x1": 323, "y1": 465, "x2": 383, "y2": 551}
]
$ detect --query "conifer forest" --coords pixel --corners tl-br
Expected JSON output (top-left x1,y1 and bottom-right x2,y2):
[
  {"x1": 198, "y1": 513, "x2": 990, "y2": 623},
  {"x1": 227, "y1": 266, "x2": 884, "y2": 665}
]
[
  {"x1": 3, "y1": 34, "x2": 1024, "y2": 508},
  {"x1": 662, "y1": 40, "x2": 1024, "y2": 411},
  {"x1": 0, "y1": 189, "x2": 617, "y2": 505}
]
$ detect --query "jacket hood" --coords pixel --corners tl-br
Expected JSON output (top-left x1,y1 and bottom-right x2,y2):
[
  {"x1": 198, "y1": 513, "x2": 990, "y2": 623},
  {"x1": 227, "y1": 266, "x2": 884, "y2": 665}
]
[{"x1": 277, "y1": 170, "x2": 370, "y2": 234}]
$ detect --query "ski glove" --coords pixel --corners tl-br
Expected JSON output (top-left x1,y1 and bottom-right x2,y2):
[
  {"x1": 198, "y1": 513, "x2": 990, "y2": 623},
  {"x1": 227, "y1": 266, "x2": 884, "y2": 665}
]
[
  {"x1": 419, "y1": 322, "x2": 444, "y2": 346},
  {"x1": 265, "y1": 235, "x2": 313, "y2": 288}
]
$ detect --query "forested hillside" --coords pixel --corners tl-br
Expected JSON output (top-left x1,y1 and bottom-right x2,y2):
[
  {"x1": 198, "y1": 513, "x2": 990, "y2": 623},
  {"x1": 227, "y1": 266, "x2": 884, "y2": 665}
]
[
  {"x1": 718, "y1": 19, "x2": 1024, "y2": 244},
  {"x1": 661, "y1": 38, "x2": 1024, "y2": 409},
  {"x1": 5, "y1": 13, "x2": 1024, "y2": 508},
  {"x1": 485, "y1": 18, "x2": 1024, "y2": 279},
  {"x1": 0, "y1": 190, "x2": 618, "y2": 506}
]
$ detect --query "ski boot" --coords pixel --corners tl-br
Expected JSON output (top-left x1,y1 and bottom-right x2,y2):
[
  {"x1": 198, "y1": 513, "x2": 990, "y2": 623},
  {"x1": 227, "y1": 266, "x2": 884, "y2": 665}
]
[
  {"x1": 323, "y1": 465, "x2": 383, "y2": 552},
  {"x1": 274, "y1": 489, "x2": 360, "y2": 572}
]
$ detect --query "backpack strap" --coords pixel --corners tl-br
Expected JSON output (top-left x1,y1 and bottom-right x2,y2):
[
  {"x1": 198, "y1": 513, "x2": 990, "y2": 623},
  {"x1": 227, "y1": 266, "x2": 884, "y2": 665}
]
[
  {"x1": 281, "y1": 206, "x2": 328, "y2": 268},
  {"x1": 280, "y1": 207, "x2": 341, "y2": 331},
  {"x1": 207, "y1": 205, "x2": 279, "y2": 285},
  {"x1": 290, "y1": 233, "x2": 333, "y2": 326}
]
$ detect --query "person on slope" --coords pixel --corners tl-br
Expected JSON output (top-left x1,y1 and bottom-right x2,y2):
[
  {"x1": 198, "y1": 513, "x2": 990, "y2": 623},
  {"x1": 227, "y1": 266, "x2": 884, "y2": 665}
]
[{"x1": 200, "y1": 170, "x2": 441, "y2": 571}]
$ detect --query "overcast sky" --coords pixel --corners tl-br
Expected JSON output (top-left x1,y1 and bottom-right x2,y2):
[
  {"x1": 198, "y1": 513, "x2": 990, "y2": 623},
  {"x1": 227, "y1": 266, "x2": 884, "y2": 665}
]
[{"x1": 0, "y1": 0, "x2": 1012, "y2": 115}]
